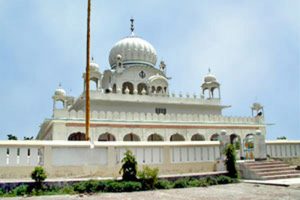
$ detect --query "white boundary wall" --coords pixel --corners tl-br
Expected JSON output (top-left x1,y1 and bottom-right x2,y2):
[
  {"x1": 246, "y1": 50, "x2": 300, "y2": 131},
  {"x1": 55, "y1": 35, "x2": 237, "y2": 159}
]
[
  {"x1": 266, "y1": 140, "x2": 300, "y2": 158},
  {"x1": 0, "y1": 141, "x2": 220, "y2": 179}
]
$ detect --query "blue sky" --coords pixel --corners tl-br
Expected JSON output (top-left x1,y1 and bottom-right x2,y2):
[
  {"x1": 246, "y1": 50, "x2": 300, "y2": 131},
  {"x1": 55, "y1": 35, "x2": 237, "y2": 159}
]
[{"x1": 0, "y1": 0, "x2": 299, "y2": 140}]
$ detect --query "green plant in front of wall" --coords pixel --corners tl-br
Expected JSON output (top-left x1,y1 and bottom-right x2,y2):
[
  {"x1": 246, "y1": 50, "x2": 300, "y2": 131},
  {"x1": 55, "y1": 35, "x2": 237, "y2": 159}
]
[
  {"x1": 138, "y1": 165, "x2": 159, "y2": 190},
  {"x1": 119, "y1": 150, "x2": 138, "y2": 181},
  {"x1": 31, "y1": 166, "x2": 47, "y2": 190},
  {"x1": 224, "y1": 144, "x2": 239, "y2": 179}
]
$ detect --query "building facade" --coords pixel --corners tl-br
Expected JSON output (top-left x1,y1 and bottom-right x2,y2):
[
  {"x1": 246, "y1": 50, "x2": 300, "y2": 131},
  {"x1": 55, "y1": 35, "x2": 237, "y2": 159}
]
[{"x1": 36, "y1": 20, "x2": 266, "y2": 146}]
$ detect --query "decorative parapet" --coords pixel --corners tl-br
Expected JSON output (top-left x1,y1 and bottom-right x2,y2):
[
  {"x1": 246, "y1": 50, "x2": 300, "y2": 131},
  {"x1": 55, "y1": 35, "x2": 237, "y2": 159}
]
[
  {"x1": 53, "y1": 109, "x2": 264, "y2": 124},
  {"x1": 85, "y1": 91, "x2": 222, "y2": 106}
]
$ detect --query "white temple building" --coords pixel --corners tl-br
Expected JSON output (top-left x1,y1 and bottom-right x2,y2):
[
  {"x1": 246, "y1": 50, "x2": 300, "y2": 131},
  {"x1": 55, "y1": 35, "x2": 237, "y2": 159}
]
[{"x1": 36, "y1": 19, "x2": 266, "y2": 145}]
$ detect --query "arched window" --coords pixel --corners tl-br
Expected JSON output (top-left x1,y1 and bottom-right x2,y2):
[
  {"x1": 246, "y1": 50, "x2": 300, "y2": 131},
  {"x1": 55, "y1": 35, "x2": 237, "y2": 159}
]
[
  {"x1": 137, "y1": 83, "x2": 148, "y2": 95},
  {"x1": 147, "y1": 134, "x2": 164, "y2": 141},
  {"x1": 191, "y1": 134, "x2": 205, "y2": 141},
  {"x1": 122, "y1": 82, "x2": 134, "y2": 94},
  {"x1": 55, "y1": 100, "x2": 64, "y2": 109},
  {"x1": 98, "y1": 133, "x2": 116, "y2": 141},
  {"x1": 89, "y1": 80, "x2": 97, "y2": 90},
  {"x1": 151, "y1": 86, "x2": 156, "y2": 93},
  {"x1": 210, "y1": 133, "x2": 219, "y2": 141},
  {"x1": 68, "y1": 132, "x2": 85, "y2": 141},
  {"x1": 170, "y1": 133, "x2": 185, "y2": 141},
  {"x1": 123, "y1": 133, "x2": 140, "y2": 141},
  {"x1": 157, "y1": 86, "x2": 162, "y2": 94}
]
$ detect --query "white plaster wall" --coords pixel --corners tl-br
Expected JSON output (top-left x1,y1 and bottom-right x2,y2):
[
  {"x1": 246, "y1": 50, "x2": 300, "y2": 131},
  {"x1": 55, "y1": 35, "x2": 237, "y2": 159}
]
[{"x1": 52, "y1": 147, "x2": 107, "y2": 166}]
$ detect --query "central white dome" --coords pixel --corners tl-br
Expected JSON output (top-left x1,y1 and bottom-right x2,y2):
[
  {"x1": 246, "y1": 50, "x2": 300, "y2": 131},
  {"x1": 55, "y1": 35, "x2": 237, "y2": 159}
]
[{"x1": 109, "y1": 36, "x2": 157, "y2": 69}]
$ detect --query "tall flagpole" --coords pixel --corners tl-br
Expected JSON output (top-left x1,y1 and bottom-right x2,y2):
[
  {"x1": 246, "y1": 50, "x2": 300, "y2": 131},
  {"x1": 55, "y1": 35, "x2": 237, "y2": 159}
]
[{"x1": 85, "y1": 0, "x2": 91, "y2": 141}]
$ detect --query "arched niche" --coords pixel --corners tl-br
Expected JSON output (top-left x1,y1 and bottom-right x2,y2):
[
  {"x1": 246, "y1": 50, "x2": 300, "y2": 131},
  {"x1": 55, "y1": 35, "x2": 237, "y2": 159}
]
[
  {"x1": 137, "y1": 83, "x2": 148, "y2": 95},
  {"x1": 98, "y1": 133, "x2": 116, "y2": 141},
  {"x1": 191, "y1": 134, "x2": 205, "y2": 141},
  {"x1": 147, "y1": 133, "x2": 164, "y2": 141},
  {"x1": 122, "y1": 82, "x2": 134, "y2": 94},
  {"x1": 123, "y1": 133, "x2": 140, "y2": 141},
  {"x1": 170, "y1": 133, "x2": 185, "y2": 141},
  {"x1": 210, "y1": 133, "x2": 220, "y2": 141},
  {"x1": 68, "y1": 132, "x2": 86, "y2": 141}
]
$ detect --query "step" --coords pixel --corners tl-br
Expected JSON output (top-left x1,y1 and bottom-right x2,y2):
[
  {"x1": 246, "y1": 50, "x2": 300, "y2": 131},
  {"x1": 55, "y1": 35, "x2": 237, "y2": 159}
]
[
  {"x1": 261, "y1": 173, "x2": 300, "y2": 180},
  {"x1": 243, "y1": 161, "x2": 283, "y2": 166},
  {"x1": 252, "y1": 166, "x2": 296, "y2": 173},
  {"x1": 248, "y1": 164, "x2": 289, "y2": 169},
  {"x1": 256, "y1": 170, "x2": 300, "y2": 176}
]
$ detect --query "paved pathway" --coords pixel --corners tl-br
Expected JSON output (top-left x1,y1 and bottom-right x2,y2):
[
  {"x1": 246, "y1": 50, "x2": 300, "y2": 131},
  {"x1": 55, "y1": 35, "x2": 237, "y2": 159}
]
[{"x1": 3, "y1": 183, "x2": 300, "y2": 200}]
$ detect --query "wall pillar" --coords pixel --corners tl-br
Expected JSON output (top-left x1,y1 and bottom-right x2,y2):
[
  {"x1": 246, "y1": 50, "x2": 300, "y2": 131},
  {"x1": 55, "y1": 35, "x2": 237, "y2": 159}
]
[
  {"x1": 254, "y1": 130, "x2": 267, "y2": 161},
  {"x1": 163, "y1": 146, "x2": 171, "y2": 165},
  {"x1": 43, "y1": 146, "x2": 53, "y2": 174}
]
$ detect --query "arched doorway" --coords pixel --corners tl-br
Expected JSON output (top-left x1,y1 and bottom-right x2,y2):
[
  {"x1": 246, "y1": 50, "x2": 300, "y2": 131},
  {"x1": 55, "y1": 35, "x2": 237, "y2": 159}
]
[
  {"x1": 68, "y1": 132, "x2": 85, "y2": 141},
  {"x1": 122, "y1": 82, "x2": 134, "y2": 94},
  {"x1": 123, "y1": 133, "x2": 140, "y2": 141},
  {"x1": 244, "y1": 134, "x2": 255, "y2": 160},
  {"x1": 191, "y1": 134, "x2": 205, "y2": 141},
  {"x1": 170, "y1": 133, "x2": 185, "y2": 141},
  {"x1": 230, "y1": 134, "x2": 241, "y2": 150},
  {"x1": 147, "y1": 134, "x2": 164, "y2": 141},
  {"x1": 98, "y1": 133, "x2": 116, "y2": 141}
]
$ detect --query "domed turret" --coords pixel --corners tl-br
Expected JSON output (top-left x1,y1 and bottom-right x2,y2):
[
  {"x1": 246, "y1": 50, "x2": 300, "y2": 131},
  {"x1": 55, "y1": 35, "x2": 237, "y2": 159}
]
[
  {"x1": 204, "y1": 69, "x2": 217, "y2": 83},
  {"x1": 109, "y1": 18, "x2": 157, "y2": 69},
  {"x1": 201, "y1": 69, "x2": 221, "y2": 99},
  {"x1": 55, "y1": 87, "x2": 66, "y2": 96},
  {"x1": 90, "y1": 62, "x2": 99, "y2": 71}
]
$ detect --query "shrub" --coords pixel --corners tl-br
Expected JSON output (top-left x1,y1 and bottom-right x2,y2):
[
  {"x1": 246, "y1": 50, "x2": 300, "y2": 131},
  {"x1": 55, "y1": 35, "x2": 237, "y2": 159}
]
[
  {"x1": 0, "y1": 188, "x2": 4, "y2": 196},
  {"x1": 155, "y1": 180, "x2": 173, "y2": 189},
  {"x1": 216, "y1": 175, "x2": 233, "y2": 184},
  {"x1": 31, "y1": 166, "x2": 47, "y2": 189},
  {"x1": 205, "y1": 176, "x2": 218, "y2": 185},
  {"x1": 119, "y1": 150, "x2": 138, "y2": 181},
  {"x1": 138, "y1": 165, "x2": 159, "y2": 190},
  {"x1": 73, "y1": 182, "x2": 87, "y2": 193},
  {"x1": 198, "y1": 179, "x2": 209, "y2": 187},
  {"x1": 224, "y1": 144, "x2": 239, "y2": 178},
  {"x1": 187, "y1": 179, "x2": 201, "y2": 187},
  {"x1": 122, "y1": 181, "x2": 142, "y2": 192},
  {"x1": 59, "y1": 185, "x2": 75, "y2": 194},
  {"x1": 12, "y1": 184, "x2": 29, "y2": 196},
  {"x1": 103, "y1": 181, "x2": 124, "y2": 192},
  {"x1": 173, "y1": 178, "x2": 189, "y2": 188}
]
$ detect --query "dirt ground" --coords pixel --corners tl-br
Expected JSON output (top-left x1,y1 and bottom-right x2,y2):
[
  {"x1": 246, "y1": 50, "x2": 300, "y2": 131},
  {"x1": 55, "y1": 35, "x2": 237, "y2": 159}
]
[{"x1": 3, "y1": 183, "x2": 300, "y2": 200}]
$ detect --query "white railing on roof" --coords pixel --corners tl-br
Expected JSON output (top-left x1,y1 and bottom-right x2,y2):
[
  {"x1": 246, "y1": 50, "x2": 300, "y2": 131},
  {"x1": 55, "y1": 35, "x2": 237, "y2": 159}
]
[{"x1": 53, "y1": 110, "x2": 262, "y2": 124}]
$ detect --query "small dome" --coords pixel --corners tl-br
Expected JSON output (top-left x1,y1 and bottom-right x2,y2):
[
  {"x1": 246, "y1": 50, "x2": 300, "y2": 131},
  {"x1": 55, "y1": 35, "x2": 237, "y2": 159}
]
[
  {"x1": 109, "y1": 36, "x2": 157, "y2": 69},
  {"x1": 55, "y1": 88, "x2": 66, "y2": 96},
  {"x1": 204, "y1": 74, "x2": 217, "y2": 83},
  {"x1": 90, "y1": 62, "x2": 99, "y2": 71},
  {"x1": 148, "y1": 74, "x2": 168, "y2": 83},
  {"x1": 204, "y1": 69, "x2": 218, "y2": 83}
]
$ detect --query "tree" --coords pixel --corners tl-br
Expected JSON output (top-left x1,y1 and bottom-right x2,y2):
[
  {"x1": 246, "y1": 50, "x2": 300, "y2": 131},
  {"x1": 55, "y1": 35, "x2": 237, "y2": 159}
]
[
  {"x1": 277, "y1": 136, "x2": 287, "y2": 140},
  {"x1": 24, "y1": 136, "x2": 34, "y2": 140},
  {"x1": 119, "y1": 150, "x2": 137, "y2": 181},
  {"x1": 7, "y1": 134, "x2": 17, "y2": 140},
  {"x1": 224, "y1": 144, "x2": 238, "y2": 178}
]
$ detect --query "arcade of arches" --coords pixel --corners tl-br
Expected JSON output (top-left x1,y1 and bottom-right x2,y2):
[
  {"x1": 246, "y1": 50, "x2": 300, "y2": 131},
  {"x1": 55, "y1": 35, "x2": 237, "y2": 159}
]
[{"x1": 66, "y1": 132, "x2": 253, "y2": 145}]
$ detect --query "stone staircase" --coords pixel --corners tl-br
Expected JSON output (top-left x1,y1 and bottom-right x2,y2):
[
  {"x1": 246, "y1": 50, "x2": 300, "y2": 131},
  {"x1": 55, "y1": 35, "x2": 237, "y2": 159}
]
[{"x1": 239, "y1": 160, "x2": 300, "y2": 180}]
